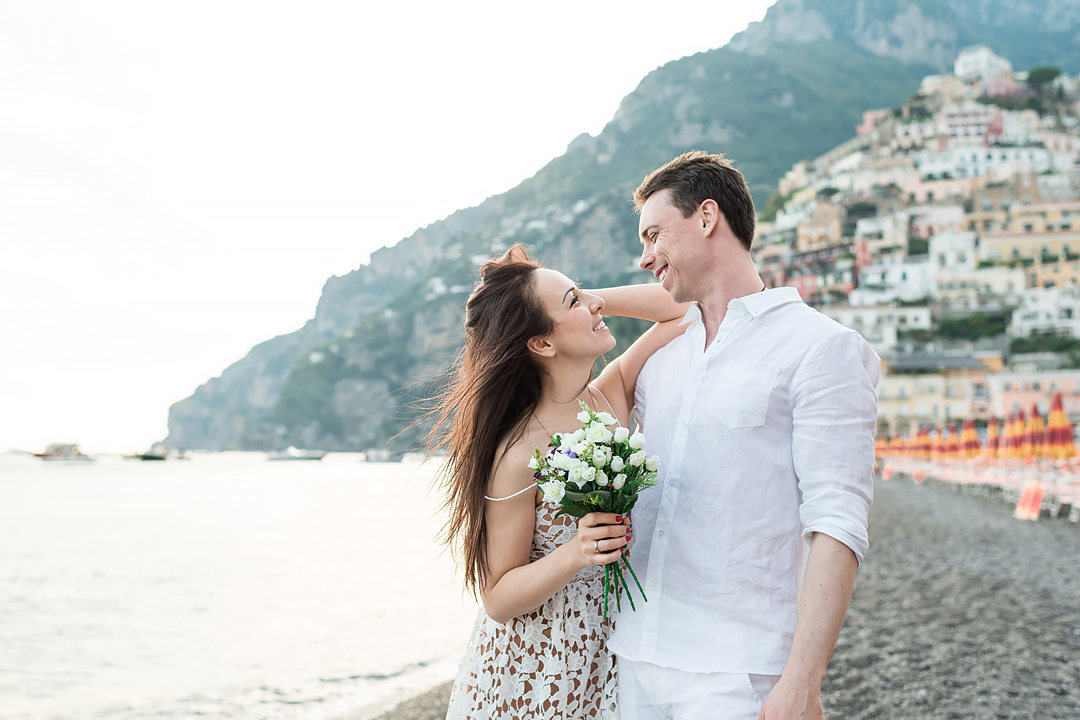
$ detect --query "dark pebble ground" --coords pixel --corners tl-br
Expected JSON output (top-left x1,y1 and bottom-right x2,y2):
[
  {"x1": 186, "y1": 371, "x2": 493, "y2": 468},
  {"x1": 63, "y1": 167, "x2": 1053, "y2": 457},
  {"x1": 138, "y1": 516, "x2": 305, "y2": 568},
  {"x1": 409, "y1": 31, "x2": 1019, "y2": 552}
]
[{"x1": 371, "y1": 477, "x2": 1080, "y2": 719}]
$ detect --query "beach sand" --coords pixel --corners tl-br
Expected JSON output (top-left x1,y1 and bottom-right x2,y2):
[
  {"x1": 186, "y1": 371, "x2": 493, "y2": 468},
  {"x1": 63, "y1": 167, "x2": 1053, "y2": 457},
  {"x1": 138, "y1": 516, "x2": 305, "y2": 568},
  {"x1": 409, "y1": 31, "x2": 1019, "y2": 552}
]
[{"x1": 372, "y1": 477, "x2": 1080, "y2": 719}]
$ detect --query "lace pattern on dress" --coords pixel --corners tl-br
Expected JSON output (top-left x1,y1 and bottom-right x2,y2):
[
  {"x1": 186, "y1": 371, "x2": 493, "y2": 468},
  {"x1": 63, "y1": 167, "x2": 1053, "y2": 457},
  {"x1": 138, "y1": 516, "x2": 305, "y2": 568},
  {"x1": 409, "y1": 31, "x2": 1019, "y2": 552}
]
[{"x1": 445, "y1": 502, "x2": 618, "y2": 719}]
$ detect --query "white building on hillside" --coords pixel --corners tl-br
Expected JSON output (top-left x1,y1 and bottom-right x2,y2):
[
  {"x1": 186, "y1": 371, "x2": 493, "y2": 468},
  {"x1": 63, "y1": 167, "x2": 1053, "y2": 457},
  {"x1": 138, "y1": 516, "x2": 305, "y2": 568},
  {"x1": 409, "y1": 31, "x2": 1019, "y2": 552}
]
[
  {"x1": 930, "y1": 231, "x2": 978, "y2": 273},
  {"x1": 851, "y1": 256, "x2": 936, "y2": 305},
  {"x1": 915, "y1": 144, "x2": 1059, "y2": 180},
  {"x1": 954, "y1": 45, "x2": 1013, "y2": 85},
  {"x1": 1009, "y1": 286, "x2": 1080, "y2": 338},
  {"x1": 823, "y1": 303, "x2": 933, "y2": 351}
]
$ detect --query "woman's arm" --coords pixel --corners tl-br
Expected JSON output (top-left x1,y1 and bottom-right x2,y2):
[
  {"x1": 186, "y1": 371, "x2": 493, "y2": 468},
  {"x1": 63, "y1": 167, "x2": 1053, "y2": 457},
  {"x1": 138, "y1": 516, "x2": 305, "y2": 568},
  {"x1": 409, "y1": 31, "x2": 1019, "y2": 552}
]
[
  {"x1": 590, "y1": 282, "x2": 689, "y2": 323},
  {"x1": 479, "y1": 443, "x2": 629, "y2": 624},
  {"x1": 591, "y1": 283, "x2": 692, "y2": 419}
]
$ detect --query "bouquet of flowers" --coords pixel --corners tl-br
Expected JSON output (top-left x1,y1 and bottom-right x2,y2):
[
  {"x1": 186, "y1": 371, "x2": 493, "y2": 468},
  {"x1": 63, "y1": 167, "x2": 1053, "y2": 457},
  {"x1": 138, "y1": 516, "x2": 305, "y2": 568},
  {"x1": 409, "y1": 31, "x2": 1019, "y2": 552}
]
[{"x1": 530, "y1": 402, "x2": 659, "y2": 619}]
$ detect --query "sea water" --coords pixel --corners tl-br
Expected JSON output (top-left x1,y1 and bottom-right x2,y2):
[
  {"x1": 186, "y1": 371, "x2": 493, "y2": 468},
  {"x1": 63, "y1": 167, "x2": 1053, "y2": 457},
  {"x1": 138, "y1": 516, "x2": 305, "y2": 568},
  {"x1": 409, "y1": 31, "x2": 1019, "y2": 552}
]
[{"x1": 0, "y1": 452, "x2": 478, "y2": 719}]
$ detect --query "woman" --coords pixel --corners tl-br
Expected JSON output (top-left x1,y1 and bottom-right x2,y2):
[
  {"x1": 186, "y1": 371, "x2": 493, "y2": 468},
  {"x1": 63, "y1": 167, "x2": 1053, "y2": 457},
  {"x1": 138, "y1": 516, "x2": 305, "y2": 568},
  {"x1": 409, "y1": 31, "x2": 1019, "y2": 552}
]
[{"x1": 431, "y1": 244, "x2": 688, "y2": 719}]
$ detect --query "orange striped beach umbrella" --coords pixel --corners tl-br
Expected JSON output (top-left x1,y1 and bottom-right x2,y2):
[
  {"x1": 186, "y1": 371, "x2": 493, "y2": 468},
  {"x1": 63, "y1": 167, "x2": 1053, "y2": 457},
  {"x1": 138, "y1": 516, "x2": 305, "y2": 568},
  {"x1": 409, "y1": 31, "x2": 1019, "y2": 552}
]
[
  {"x1": 919, "y1": 426, "x2": 933, "y2": 459},
  {"x1": 1001, "y1": 412, "x2": 1016, "y2": 458},
  {"x1": 931, "y1": 427, "x2": 946, "y2": 460},
  {"x1": 1046, "y1": 394, "x2": 1075, "y2": 458},
  {"x1": 1027, "y1": 404, "x2": 1047, "y2": 457},
  {"x1": 960, "y1": 418, "x2": 981, "y2": 459},
  {"x1": 946, "y1": 422, "x2": 961, "y2": 459},
  {"x1": 985, "y1": 416, "x2": 1001, "y2": 458},
  {"x1": 1015, "y1": 409, "x2": 1029, "y2": 458},
  {"x1": 1045, "y1": 392, "x2": 1076, "y2": 460}
]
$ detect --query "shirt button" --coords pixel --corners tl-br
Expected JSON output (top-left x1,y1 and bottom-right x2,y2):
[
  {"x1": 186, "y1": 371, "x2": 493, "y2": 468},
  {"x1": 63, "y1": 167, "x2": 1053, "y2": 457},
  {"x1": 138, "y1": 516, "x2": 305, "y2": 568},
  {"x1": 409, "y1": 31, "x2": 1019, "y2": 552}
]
[{"x1": 658, "y1": 530, "x2": 665, "y2": 537}]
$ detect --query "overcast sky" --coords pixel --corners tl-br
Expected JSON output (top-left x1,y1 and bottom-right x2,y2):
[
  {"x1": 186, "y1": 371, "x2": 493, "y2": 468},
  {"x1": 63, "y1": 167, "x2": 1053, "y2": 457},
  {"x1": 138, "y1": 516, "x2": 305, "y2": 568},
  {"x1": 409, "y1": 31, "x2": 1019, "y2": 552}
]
[{"x1": 0, "y1": 0, "x2": 775, "y2": 452}]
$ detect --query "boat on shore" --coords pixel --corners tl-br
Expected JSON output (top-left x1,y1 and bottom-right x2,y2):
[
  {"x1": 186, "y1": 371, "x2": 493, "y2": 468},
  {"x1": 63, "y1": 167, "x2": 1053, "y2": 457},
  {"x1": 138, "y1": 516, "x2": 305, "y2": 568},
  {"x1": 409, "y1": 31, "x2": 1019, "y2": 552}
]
[
  {"x1": 34, "y1": 443, "x2": 95, "y2": 462},
  {"x1": 267, "y1": 446, "x2": 328, "y2": 462}
]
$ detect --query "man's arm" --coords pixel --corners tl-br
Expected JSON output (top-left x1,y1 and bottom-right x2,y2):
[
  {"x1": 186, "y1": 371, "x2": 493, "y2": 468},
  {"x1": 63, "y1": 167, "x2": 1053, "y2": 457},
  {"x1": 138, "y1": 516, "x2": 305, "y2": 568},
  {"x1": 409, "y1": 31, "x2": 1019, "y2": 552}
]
[
  {"x1": 759, "y1": 534, "x2": 857, "y2": 720},
  {"x1": 762, "y1": 329, "x2": 880, "y2": 719}
]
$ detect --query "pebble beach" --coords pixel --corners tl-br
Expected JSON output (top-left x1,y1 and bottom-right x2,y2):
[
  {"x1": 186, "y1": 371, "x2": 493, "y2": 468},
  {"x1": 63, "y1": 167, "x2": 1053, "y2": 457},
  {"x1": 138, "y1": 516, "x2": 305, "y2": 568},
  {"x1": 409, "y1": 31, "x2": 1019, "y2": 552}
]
[{"x1": 371, "y1": 476, "x2": 1080, "y2": 719}]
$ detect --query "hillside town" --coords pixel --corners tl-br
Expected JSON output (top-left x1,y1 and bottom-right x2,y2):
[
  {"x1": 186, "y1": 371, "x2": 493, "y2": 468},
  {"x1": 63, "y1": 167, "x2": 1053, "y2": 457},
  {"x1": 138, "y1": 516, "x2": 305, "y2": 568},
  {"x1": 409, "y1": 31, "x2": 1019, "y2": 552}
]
[{"x1": 752, "y1": 45, "x2": 1080, "y2": 441}]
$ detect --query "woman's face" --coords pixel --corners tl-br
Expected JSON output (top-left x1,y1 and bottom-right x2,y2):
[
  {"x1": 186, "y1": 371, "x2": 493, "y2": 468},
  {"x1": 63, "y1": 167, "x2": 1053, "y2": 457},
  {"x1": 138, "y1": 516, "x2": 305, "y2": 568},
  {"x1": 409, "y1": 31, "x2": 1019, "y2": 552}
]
[{"x1": 531, "y1": 268, "x2": 616, "y2": 360}]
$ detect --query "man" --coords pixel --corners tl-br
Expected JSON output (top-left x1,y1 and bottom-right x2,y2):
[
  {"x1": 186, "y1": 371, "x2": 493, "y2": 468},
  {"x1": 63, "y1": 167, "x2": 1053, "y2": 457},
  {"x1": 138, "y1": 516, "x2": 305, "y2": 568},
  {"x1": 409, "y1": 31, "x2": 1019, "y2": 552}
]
[{"x1": 610, "y1": 151, "x2": 880, "y2": 719}]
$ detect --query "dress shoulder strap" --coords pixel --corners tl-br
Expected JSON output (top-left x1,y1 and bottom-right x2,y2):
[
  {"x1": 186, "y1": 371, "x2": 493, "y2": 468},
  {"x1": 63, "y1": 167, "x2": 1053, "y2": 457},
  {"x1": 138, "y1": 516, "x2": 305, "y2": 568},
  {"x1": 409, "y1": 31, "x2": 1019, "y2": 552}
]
[
  {"x1": 484, "y1": 484, "x2": 536, "y2": 502},
  {"x1": 591, "y1": 385, "x2": 619, "y2": 423}
]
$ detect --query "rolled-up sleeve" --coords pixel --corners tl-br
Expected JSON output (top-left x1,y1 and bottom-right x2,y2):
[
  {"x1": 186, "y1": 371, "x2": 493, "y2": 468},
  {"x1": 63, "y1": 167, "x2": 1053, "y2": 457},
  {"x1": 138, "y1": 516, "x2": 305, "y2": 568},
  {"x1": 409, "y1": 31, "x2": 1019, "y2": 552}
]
[{"x1": 790, "y1": 329, "x2": 881, "y2": 564}]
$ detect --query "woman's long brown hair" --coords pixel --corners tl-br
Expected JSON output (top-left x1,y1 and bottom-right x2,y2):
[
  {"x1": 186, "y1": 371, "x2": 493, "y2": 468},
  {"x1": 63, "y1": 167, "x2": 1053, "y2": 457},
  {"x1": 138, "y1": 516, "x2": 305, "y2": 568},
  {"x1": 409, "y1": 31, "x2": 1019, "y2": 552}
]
[{"x1": 428, "y1": 244, "x2": 552, "y2": 596}]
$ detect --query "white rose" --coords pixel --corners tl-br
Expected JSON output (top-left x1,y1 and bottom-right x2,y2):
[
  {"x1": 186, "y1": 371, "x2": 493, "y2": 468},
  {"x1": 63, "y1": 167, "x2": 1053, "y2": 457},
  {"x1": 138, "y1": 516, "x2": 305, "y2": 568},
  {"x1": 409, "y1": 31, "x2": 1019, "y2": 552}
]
[
  {"x1": 571, "y1": 442, "x2": 587, "y2": 456},
  {"x1": 596, "y1": 470, "x2": 609, "y2": 486},
  {"x1": 572, "y1": 428, "x2": 587, "y2": 443},
  {"x1": 613, "y1": 427, "x2": 630, "y2": 444},
  {"x1": 597, "y1": 412, "x2": 616, "y2": 426},
  {"x1": 629, "y1": 450, "x2": 647, "y2": 467},
  {"x1": 577, "y1": 409, "x2": 592, "y2": 423},
  {"x1": 582, "y1": 466, "x2": 596, "y2": 484},
  {"x1": 527, "y1": 456, "x2": 539, "y2": 470},
  {"x1": 612, "y1": 473, "x2": 627, "y2": 490},
  {"x1": 592, "y1": 446, "x2": 611, "y2": 468},
  {"x1": 568, "y1": 464, "x2": 584, "y2": 487},
  {"x1": 645, "y1": 455, "x2": 660, "y2": 472},
  {"x1": 586, "y1": 424, "x2": 611, "y2": 444},
  {"x1": 610, "y1": 455, "x2": 625, "y2": 473},
  {"x1": 549, "y1": 453, "x2": 569, "y2": 471},
  {"x1": 628, "y1": 432, "x2": 645, "y2": 449},
  {"x1": 541, "y1": 481, "x2": 565, "y2": 504}
]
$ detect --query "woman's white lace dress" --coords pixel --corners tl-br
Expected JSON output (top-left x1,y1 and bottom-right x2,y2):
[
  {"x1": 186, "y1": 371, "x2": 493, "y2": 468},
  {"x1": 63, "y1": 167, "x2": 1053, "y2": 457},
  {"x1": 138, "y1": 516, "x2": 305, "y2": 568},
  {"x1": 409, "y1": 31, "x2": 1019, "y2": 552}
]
[{"x1": 445, "y1": 502, "x2": 618, "y2": 719}]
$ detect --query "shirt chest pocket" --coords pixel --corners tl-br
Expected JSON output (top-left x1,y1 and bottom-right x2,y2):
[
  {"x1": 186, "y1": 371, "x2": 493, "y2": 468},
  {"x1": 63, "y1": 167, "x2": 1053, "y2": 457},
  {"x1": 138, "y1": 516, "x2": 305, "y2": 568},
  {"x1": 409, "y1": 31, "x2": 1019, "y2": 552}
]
[{"x1": 701, "y1": 364, "x2": 779, "y2": 429}]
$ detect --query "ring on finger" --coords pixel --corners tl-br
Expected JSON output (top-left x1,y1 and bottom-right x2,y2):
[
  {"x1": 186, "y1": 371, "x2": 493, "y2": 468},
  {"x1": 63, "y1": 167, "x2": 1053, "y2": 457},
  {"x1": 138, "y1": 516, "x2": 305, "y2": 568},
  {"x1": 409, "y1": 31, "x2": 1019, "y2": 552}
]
[{"x1": 594, "y1": 539, "x2": 601, "y2": 554}]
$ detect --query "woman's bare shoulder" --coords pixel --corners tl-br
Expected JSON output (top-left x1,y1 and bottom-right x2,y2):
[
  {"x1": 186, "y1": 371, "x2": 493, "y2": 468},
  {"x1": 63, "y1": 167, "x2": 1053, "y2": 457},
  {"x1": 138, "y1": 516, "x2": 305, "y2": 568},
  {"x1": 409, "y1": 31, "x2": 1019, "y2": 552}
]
[{"x1": 488, "y1": 426, "x2": 548, "y2": 498}]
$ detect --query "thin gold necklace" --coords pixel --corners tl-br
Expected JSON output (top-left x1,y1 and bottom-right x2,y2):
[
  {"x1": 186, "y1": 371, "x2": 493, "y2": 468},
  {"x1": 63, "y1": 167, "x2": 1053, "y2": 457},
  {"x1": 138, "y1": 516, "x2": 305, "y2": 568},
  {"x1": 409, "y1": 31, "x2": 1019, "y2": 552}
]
[{"x1": 534, "y1": 386, "x2": 593, "y2": 437}]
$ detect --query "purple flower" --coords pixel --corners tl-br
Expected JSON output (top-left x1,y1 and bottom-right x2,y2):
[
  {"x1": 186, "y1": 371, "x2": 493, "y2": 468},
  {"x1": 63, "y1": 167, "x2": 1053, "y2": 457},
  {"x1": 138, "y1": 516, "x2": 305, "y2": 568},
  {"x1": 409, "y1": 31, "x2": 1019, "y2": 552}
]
[{"x1": 534, "y1": 471, "x2": 542, "y2": 480}]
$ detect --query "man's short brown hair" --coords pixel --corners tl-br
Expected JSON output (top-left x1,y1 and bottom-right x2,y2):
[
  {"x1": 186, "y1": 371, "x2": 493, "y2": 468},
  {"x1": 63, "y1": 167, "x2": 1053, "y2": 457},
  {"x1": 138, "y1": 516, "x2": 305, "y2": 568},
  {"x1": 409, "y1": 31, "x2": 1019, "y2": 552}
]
[{"x1": 634, "y1": 151, "x2": 756, "y2": 251}]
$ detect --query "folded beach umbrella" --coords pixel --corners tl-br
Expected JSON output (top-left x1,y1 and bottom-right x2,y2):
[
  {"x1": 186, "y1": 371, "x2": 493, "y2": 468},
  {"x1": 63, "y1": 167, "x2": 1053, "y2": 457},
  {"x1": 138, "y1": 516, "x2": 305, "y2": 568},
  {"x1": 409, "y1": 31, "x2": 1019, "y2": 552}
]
[
  {"x1": 985, "y1": 416, "x2": 1001, "y2": 459},
  {"x1": 1027, "y1": 404, "x2": 1047, "y2": 457},
  {"x1": 875, "y1": 434, "x2": 887, "y2": 459},
  {"x1": 960, "y1": 418, "x2": 981, "y2": 459},
  {"x1": 917, "y1": 426, "x2": 932, "y2": 459},
  {"x1": 1015, "y1": 409, "x2": 1029, "y2": 458},
  {"x1": 932, "y1": 426, "x2": 946, "y2": 460},
  {"x1": 1002, "y1": 411, "x2": 1016, "y2": 458},
  {"x1": 1045, "y1": 392, "x2": 1076, "y2": 460},
  {"x1": 946, "y1": 422, "x2": 961, "y2": 459}
]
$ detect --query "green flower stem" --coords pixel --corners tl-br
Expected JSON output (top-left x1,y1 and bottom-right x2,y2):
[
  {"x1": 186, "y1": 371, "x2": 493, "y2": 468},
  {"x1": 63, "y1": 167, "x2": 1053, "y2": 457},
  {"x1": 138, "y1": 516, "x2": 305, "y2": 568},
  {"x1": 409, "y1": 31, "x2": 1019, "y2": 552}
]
[
  {"x1": 612, "y1": 567, "x2": 622, "y2": 613},
  {"x1": 622, "y1": 557, "x2": 648, "y2": 603},
  {"x1": 603, "y1": 564, "x2": 610, "y2": 620},
  {"x1": 611, "y1": 561, "x2": 636, "y2": 612}
]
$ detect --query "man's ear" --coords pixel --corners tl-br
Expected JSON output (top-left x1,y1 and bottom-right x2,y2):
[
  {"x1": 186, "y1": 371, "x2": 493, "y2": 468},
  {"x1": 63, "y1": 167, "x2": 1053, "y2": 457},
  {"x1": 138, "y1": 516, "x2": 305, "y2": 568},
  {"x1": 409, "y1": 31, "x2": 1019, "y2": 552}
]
[
  {"x1": 700, "y1": 199, "x2": 721, "y2": 236},
  {"x1": 527, "y1": 334, "x2": 556, "y2": 358}
]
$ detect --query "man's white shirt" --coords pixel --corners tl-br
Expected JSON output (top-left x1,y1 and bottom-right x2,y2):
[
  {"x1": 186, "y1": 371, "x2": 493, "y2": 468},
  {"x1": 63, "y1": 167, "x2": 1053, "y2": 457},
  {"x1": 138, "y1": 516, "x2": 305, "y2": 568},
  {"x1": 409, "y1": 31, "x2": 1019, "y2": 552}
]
[{"x1": 609, "y1": 286, "x2": 880, "y2": 675}]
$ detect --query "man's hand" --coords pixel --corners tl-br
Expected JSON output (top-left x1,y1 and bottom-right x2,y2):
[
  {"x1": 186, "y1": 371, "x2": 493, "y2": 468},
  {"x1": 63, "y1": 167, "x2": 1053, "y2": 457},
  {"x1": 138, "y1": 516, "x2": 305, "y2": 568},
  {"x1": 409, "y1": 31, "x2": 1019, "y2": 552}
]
[{"x1": 758, "y1": 674, "x2": 824, "y2": 720}]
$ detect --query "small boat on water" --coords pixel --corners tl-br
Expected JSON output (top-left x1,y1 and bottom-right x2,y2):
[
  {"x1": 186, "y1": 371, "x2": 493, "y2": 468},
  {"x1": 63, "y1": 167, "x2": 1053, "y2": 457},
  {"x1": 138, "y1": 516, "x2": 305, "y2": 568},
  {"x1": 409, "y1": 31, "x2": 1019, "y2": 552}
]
[
  {"x1": 267, "y1": 446, "x2": 328, "y2": 462},
  {"x1": 363, "y1": 448, "x2": 404, "y2": 463},
  {"x1": 34, "y1": 443, "x2": 95, "y2": 462},
  {"x1": 124, "y1": 442, "x2": 170, "y2": 461}
]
